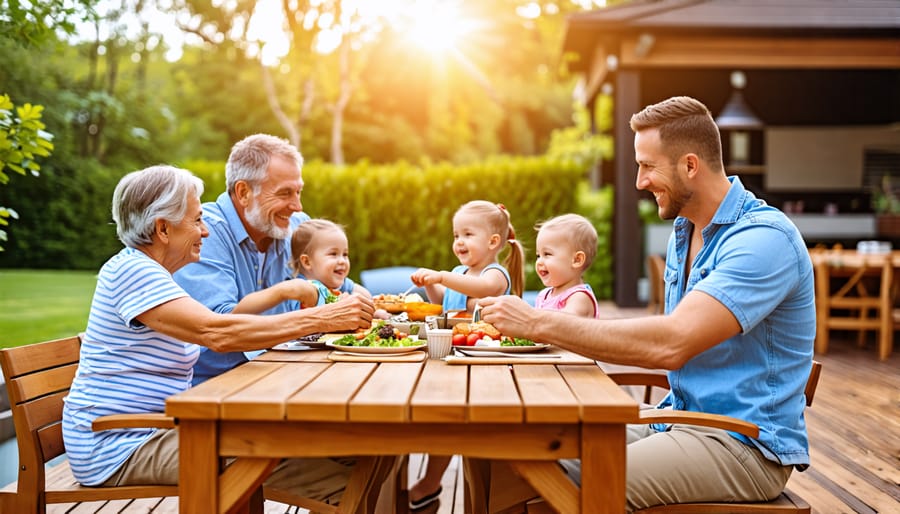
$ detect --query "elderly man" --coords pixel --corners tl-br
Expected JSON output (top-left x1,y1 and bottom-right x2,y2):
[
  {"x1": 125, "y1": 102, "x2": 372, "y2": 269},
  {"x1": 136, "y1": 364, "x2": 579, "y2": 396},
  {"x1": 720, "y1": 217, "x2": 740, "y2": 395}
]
[
  {"x1": 174, "y1": 134, "x2": 370, "y2": 384},
  {"x1": 478, "y1": 96, "x2": 814, "y2": 511}
]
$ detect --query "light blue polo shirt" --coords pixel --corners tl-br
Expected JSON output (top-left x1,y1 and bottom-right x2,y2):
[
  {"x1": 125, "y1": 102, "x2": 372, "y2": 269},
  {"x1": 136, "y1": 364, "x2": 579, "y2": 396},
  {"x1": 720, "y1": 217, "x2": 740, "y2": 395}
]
[{"x1": 656, "y1": 176, "x2": 815, "y2": 467}]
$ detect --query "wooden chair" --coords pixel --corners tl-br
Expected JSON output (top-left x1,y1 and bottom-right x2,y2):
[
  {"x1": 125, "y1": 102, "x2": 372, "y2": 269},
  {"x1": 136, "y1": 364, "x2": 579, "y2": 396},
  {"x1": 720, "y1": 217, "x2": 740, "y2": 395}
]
[
  {"x1": 0, "y1": 335, "x2": 177, "y2": 514},
  {"x1": 646, "y1": 254, "x2": 666, "y2": 314},
  {"x1": 608, "y1": 361, "x2": 823, "y2": 514},
  {"x1": 813, "y1": 252, "x2": 895, "y2": 361},
  {"x1": 468, "y1": 362, "x2": 823, "y2": 514},
  {"x1": 0, "y1": 335, "x2": 398, "y2": 514}
]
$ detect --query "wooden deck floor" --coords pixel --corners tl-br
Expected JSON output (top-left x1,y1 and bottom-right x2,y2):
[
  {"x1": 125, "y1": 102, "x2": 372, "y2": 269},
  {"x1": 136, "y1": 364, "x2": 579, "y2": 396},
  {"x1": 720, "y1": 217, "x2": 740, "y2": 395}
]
[{"x1": 5, "y1": 305, "x2": 898, "y2": 513}]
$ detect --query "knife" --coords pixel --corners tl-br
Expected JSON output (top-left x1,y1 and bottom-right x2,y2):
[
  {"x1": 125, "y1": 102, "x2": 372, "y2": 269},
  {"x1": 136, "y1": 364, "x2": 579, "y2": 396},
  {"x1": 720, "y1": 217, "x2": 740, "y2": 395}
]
[{"x1": 455, "y1": 348, "x2": 560, "y2": 358}]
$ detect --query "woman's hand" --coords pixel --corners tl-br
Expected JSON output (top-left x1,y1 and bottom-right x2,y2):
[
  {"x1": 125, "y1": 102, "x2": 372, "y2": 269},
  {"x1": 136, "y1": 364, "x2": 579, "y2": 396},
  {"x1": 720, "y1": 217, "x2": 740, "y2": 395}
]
[{"x1": 321, "y1": 292, "x2": 375, "y2": 331}]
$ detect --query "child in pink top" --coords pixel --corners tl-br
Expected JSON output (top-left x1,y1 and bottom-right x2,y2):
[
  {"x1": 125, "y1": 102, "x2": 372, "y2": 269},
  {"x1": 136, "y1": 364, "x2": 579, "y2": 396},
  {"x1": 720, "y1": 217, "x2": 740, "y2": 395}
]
[{"x1": 533, "y1": 214, "x2": 600, "y2": 318}]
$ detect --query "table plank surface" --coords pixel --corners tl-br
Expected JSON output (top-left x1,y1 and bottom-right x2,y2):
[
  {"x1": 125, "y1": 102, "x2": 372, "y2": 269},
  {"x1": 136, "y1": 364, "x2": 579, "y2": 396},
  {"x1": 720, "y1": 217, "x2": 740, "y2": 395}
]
[
  {"x1": 557, "y1": 365, "x2": 640, "y2": 422},
  {"x1": 350, "y1": 361, "x2": 424, "y2": 421},
  {"x1": 467, "y1": 365, "x2": 524, "y2": 423},
  {"x1": 513, "y1": 365, "x2": 581, "y2": 423},
  {"x1": 410, "y1": 360, "x2": 469, "y2": 422},
  {"x1": 285, "y1": 362, "x2": 375, "y2": 421},
  {"x1": 168, "y1": 361, "x2": 279, "y2": 419},
  {"x1": 221, "y1": 362, "x2": 328, "y2": 420}
]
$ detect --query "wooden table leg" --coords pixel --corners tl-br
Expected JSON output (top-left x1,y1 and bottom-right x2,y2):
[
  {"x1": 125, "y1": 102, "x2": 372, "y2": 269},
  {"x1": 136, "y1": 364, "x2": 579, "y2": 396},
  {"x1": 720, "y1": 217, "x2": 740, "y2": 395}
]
[
  {"x1": 179, "y1": 420, "x2": 219, "y2": 514},
  {"x1": 814, "y1": 261, "x2": 831, "y2": 355},
  {"x1": 878, "y1": 259, "x2": 894, "y2": 361},
  {"x1": 582, "y1": 424, "x2": 626, "y2": 514},
  {"x1": 220, "y1": 457, "x2": 279, "y2": 513}
]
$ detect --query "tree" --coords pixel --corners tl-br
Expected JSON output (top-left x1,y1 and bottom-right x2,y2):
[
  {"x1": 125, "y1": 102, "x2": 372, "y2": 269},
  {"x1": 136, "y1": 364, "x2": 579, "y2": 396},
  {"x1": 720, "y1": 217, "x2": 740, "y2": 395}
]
[
  {"x1": 175, "y1": 0, "x2": 383, "y2": 164},
  {"x1": 0, "y1": 0, "x2": 96, "y2": 250},
  {"x1": 0, "y1": 95, "x2": 54, "y2": 250}
]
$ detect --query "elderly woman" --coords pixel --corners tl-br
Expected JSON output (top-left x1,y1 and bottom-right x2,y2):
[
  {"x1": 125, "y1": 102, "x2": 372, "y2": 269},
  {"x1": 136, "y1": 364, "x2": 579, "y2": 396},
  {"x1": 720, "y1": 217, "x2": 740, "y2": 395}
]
[{"x1": 62, "y1": 165, "x2": 373, "y2": 496}]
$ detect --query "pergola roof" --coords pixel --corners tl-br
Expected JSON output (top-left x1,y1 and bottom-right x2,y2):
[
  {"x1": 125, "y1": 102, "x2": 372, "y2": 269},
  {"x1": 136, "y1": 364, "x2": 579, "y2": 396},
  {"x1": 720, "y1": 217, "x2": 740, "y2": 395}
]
[
  {"x1": 564, "y1": 0, "x2": 900, "y2": 75},
  {"x1": 559, "y1": 0, "x2": 900, "y2": 307}
]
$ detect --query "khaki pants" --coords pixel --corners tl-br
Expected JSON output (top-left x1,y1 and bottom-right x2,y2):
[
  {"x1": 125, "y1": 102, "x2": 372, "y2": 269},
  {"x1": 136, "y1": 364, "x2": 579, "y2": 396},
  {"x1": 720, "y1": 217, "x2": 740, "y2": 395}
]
[
  {"x1": 622, "y1": 424, "x2": 792, "y2": 511},
  {"x1": 103, "y1": 428, "x2": 352, "y2": 505},
  {"x1": 466, "y1": 424, "x2": 793, "y2": 513}
]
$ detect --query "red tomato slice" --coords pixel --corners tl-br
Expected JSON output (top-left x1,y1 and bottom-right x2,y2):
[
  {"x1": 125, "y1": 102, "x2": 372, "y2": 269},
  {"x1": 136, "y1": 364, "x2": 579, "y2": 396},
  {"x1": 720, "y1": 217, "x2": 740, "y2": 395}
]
[
  {"x1": 452, "y1": 333, "x2": 467, "y2": 346},
  {"x1": 466, "y1": 333, "x2": 480, "y2": 346}
]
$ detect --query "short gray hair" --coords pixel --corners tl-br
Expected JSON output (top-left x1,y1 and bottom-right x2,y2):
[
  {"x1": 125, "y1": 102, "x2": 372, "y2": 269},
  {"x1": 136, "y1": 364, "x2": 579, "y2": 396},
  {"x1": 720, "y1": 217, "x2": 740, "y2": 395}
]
[
  {"x1": 112, "y1": 165, "x2": 204, "y2": 248},
  {"x1": 225, "y1": 134, "x2": 304, "y2": 194}
]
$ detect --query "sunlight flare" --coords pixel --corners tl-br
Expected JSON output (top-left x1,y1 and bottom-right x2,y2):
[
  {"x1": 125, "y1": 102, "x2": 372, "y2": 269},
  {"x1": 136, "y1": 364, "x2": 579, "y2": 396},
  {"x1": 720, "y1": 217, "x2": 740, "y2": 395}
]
[{"x1": 406, "y1": 0, "x2": 472, "y2": 53}]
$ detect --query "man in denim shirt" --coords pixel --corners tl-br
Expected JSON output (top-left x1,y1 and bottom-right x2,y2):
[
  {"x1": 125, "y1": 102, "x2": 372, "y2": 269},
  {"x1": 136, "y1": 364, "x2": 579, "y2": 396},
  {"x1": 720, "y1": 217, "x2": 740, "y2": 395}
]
[
  {"x1": 479, "y1": 96, "x2": 815, "y2": 511},
  {"x1": 174, "y1": 134, "x2": 367, "y2": 385}
]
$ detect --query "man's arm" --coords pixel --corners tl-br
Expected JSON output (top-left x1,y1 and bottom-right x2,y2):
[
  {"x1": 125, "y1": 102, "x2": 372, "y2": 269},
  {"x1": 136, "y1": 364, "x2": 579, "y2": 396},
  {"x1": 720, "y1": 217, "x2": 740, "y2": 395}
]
[
  {"x1": 233, "y1": 279, "x2": 320, "y2": 313},
  {"x1": 480, "y1": 290, "x2": 741, "y2": 370}
]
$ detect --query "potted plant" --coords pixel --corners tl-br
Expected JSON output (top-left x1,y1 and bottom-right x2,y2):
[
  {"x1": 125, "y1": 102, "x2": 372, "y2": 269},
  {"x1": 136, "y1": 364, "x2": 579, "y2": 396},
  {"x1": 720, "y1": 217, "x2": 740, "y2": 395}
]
[{"x1": 872, "y1": 175, "x2": 900, "y2": 237}]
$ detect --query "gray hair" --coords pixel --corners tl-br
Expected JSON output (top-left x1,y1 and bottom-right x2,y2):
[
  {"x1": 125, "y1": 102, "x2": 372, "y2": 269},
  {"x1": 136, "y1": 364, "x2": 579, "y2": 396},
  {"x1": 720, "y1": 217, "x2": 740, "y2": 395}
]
[
  {"x1": 225, "y1": 134, "x2": 304, "y2": 194},
  {"x1": 112, "y1": 165, "x2": 204, "y2": 248}
]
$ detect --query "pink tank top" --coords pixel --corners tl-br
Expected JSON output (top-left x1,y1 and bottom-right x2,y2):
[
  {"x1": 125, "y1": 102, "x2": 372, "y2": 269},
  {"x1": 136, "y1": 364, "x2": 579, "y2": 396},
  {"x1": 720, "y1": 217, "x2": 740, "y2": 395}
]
[{"x1": 535, "y1": 284, "x2": 600, "y2": 318}]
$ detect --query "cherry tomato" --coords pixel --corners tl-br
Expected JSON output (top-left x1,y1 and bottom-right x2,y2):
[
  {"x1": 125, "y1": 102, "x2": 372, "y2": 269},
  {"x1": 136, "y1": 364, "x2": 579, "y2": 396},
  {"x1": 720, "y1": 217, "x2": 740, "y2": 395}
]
[
  {"x1": 452, "y1": 333, "x2": 467, "y2": 346},
  {"x1": 466, "y1": 333, "x2": 481, "y2": 346}
]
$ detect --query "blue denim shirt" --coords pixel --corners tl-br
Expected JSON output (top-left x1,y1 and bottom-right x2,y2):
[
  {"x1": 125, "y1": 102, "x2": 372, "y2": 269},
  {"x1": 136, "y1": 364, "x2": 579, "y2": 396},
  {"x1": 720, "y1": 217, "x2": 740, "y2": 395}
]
[
  {"x1": 173, "y1": 192, "x2": 352, "y2": 385},
  {"x1": 657, "y1": 176, "x2": 814, "y2": 467}
]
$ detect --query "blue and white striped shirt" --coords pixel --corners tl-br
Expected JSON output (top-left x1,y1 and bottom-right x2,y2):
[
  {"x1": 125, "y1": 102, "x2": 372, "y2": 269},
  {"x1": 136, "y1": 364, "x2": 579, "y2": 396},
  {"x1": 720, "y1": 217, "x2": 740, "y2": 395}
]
[{"x1": 62, "y1": 247, "x2": 198, "y2": 486}]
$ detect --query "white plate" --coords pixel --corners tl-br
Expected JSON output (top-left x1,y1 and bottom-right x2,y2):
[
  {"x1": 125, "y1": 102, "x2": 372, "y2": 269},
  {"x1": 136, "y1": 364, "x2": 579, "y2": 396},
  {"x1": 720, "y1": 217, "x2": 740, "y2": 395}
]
[
  {"x1": 271, "y1": 341, "x2": 317, "y2": 351},
  {"x1": 325, "y1": 341, "x2": 427, "y2": 354},
  {"x1": 451, "y1": 343, "x2": 550, "y2": 353}
]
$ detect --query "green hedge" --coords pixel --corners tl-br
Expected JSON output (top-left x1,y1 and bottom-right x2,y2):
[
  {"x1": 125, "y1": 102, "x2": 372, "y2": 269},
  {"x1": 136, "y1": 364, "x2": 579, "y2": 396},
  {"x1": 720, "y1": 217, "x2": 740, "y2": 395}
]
[{"x1": 183, "y1": 156, "x2": 614, "y2": 296}]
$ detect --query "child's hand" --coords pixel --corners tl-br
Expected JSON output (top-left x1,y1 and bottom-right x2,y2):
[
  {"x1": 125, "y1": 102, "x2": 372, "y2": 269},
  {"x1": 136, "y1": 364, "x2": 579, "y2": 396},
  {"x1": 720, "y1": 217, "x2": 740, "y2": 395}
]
[
  {"x1": 411, "y1": 268, "x2": 443, "y2": 286},
  {"x1": 282, "y1": 278, "x2": 320, "y2": 309}
]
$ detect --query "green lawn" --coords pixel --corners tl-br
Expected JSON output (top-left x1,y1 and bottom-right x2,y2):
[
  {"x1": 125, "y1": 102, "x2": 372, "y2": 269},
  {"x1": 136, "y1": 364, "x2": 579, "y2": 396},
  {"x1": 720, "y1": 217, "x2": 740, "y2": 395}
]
[{"x1": 0, "y1": 269, "x2": 97, "y2": 348}]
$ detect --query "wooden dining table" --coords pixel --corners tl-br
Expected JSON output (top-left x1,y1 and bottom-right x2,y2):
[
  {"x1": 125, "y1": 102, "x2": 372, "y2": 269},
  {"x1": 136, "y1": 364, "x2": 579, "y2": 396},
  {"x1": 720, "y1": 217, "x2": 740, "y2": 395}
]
[
  {"x1": 809, "y1": 248, "x2": 900, "y2": 361},
  {"x1": 165, "y1": 346, "x2": 639, "y2": 514}
]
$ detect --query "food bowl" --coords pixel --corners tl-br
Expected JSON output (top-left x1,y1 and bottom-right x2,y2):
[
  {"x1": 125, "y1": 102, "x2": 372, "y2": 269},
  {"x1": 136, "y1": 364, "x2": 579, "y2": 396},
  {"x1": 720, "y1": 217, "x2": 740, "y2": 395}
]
[
  {"x1": 404, "y1": 302, "x2": 443, "y2": 321},
  {"x1": 425, "y1": 312, "x2": 472, "y2": 329}
]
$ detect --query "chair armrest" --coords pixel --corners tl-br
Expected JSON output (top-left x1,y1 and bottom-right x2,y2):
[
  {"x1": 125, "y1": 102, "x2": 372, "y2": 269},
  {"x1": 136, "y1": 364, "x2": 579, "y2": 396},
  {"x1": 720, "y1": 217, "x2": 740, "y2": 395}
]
[
  {"x1": 92, "y1": 413, "x2": 176, "y2": 431},
  {"x1": 607, "y1": 370, "x2": 670, "y2": 390},
  {"x1": 638, "y1": 409, "x2": 760, "y2": 439}
]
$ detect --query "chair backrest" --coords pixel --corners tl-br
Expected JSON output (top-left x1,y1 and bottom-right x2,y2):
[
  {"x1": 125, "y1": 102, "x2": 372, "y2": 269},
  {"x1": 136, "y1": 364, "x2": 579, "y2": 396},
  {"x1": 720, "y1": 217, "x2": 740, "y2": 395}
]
[
  {"x1": 1, "y1": 336, "x2": 181, "y2": 513},
  {"x1": 360, "y1": 266, "x2": 426, "y2": 297},
  {"x1": 0, "y1": 336, "x2": 82, "y2": 512},
  {"x1": 646, "y1": 254, "x2": 666, "y2": 314},
  {"x1": 610, "y1": 360, "x2": 823, "y2": 408},
  {"x1": 804, "y1": 360, "x2": 822, "y2": 407}
]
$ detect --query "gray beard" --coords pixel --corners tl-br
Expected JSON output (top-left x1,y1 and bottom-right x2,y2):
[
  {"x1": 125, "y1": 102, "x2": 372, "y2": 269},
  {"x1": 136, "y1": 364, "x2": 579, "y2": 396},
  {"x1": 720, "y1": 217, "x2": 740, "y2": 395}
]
[{"x1": 245, "y1": 203, "x2": 291, "y2": 240}]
